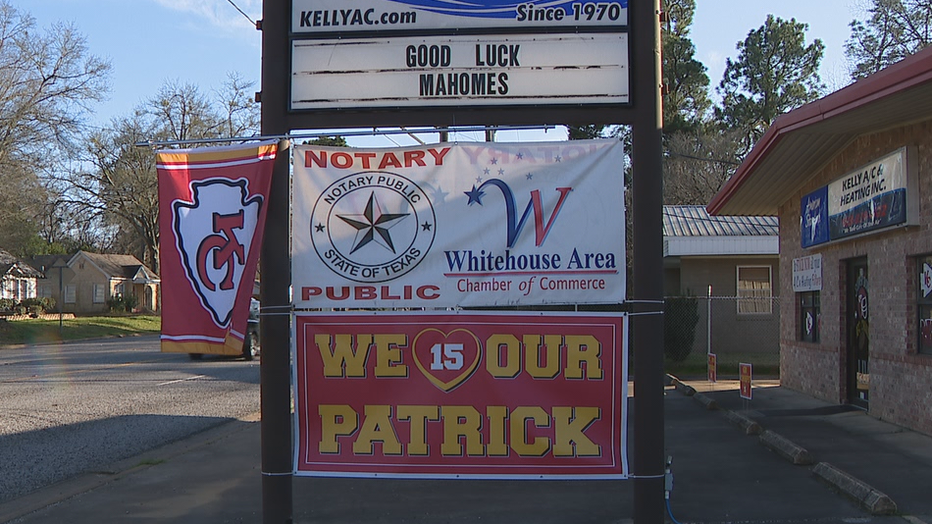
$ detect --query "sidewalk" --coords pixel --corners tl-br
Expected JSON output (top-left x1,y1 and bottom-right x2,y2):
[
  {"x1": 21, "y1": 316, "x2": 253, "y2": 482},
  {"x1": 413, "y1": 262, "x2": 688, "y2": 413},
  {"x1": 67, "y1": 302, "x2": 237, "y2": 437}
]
[
  {"x1": 675, "y1": 377, "x2": 932, "y2": 521},
  {"x1": 3, "y1": 379, "x2": 930, "y2": 523}
]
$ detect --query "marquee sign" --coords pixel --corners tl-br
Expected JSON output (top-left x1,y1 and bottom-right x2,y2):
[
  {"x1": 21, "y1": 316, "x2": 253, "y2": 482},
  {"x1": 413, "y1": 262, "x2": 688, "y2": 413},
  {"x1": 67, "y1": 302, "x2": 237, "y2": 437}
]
[
  {"x1": 291, "y1": 0, "x2": 629, "y2": 35},
  {"x1": 293, "y1": 311, "x2": 628, "y2": 479},
  {"x1": 291, "y1": 140, "x2": 626, "y2": 308},
  {"x1": 800, "y1": 147, "x2": 918, "y2": 247},
  {"x1": 287, "y1": 1, "x2": 630, "y2": 114},
  {"x1": 291, "y1": 33, "x2": 629, "y2": 110}
]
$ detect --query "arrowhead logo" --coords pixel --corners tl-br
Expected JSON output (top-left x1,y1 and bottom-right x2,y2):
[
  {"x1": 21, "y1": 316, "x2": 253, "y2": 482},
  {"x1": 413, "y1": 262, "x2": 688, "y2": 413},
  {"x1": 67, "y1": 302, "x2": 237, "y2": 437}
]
[{"x1": 174, "y1": 179, "x2": 262, "y2": 327}]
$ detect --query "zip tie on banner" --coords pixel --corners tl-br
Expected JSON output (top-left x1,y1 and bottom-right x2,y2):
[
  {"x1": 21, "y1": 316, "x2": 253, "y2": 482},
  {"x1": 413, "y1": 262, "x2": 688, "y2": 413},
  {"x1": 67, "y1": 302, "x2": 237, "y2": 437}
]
[
  {"x1": 259, "y1": 304, "x2": 293, "y2": 317},
  {"x1": 625, "y1": 298, "x2": 665, "y2": 315},
  {"x1": 627, "y1": 474, "x2": 666, "y2": 479},
  {"x1": 261, "y1": 471, "x2": 293, "y2": 477}
]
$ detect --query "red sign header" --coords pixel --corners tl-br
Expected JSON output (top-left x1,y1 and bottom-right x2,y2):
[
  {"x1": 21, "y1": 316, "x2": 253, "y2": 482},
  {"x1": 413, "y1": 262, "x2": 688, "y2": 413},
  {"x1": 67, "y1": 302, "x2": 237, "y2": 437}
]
[{"x1": 294, "y1": 311, "x2": 628, "y2": 478}]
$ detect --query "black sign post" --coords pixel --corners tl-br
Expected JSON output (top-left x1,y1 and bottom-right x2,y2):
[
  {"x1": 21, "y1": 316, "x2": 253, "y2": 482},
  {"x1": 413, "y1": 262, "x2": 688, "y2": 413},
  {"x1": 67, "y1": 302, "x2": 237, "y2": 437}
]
[
  {"x1": 259, "y1": 0, "x2": 664, "y2": 522},
  {"x1": 259, "y1": 2, "x2": 294, "y2": 523},
  {"x1": 630, "y1": 0, "x2": 665, "y2": 520}
]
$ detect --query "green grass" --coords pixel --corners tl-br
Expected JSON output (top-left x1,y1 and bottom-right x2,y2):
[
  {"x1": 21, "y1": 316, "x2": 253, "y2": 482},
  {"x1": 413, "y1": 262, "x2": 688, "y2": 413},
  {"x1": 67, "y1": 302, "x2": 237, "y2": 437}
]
[{"x1": 0, "y1": 315, "x2": 161, "y2": 346}]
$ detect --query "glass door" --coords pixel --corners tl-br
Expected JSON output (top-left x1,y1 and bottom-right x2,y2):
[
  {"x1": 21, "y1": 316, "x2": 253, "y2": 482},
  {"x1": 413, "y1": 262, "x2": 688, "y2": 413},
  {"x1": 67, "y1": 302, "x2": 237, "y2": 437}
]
[{"x1": 846, "y1": 258, "x2": 869, "y2": 408}]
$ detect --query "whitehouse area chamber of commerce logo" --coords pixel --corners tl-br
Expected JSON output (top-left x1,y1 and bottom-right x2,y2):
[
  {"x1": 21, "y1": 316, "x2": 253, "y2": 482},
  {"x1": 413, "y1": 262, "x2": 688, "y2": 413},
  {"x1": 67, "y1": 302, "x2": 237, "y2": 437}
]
[{"x1": 311, "y1": 171, "x2": 436, "y2": 283}]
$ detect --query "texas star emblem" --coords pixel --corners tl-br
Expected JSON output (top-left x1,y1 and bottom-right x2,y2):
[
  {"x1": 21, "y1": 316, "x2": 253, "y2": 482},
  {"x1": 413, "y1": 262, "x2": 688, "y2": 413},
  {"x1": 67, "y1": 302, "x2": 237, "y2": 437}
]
[
  {"x1": 174, "y1": 179, "x2": 261, "y2": 327},
  {"x1": 311, "y1": 171, "x2": 436, "y2": 283}
]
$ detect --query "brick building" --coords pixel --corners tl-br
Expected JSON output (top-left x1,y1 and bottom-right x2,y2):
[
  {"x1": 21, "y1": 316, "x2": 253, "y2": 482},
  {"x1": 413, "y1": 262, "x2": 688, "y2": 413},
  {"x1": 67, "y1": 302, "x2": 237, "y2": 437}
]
[{"x1": 709, "y1": 47, "x2": 932, "y2": 435}]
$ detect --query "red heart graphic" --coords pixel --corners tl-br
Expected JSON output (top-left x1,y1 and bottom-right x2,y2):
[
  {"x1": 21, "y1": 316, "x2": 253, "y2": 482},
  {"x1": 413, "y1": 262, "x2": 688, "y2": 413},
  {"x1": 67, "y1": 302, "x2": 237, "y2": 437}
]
[{"x1": 411, "y1": 328, "x2": 482, "y2": 392}]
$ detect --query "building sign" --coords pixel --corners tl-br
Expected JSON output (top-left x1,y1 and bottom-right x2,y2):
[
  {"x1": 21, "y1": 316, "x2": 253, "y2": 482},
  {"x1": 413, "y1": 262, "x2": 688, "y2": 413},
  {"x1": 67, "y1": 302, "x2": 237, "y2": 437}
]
[
  {"x1": 291, "y1": 0, "x2": 628, "y2": 35},
  {"x1": 792, "y1": 254, "x2": 822, "y2": 292},
  {"x1": 801, "y1": 147, "x2": 918, "y2": 247},
  {"x1": 291, "y1": 33, "x2": 629, "y2": 110},
  {"x1": 293, "y1": 311, "x2": 628, "y2": 479},
  {"x1": 800, "y1": 186, "x2": 829, "y2": 248},
  {"x1": 292, "y1": 140, "x2": 626, "y2": 308}
]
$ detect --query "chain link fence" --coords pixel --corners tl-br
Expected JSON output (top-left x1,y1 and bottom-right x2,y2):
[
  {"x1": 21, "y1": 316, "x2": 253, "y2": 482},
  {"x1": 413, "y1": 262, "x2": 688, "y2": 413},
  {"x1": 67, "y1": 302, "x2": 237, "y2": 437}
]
[{"x1": 664, "y1": 296, "x2": 780, "y2": 378}]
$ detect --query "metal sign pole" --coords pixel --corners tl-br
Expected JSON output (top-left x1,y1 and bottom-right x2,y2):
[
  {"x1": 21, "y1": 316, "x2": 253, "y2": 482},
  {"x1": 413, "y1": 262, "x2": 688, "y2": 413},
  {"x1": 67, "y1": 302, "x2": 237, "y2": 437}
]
[
  {"x1": 260, "y1": 1, "x2": 293, "y2": 523},
  {"x1": 631, "y1": 0, "x2": 665, "y2": 522}
]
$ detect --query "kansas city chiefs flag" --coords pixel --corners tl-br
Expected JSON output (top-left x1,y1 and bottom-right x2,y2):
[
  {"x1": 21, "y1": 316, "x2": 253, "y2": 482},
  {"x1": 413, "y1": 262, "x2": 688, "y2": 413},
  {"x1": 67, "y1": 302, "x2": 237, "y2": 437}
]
[{"x1": 156, "y1": 140, "x2": 277, "y2": 355}]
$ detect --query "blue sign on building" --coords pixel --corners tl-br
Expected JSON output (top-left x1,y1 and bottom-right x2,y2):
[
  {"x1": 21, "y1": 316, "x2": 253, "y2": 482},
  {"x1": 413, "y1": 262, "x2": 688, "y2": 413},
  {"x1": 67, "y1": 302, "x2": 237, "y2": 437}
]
[{"x1": 801, "y1": 186, "x2": 829, "y2": 248}]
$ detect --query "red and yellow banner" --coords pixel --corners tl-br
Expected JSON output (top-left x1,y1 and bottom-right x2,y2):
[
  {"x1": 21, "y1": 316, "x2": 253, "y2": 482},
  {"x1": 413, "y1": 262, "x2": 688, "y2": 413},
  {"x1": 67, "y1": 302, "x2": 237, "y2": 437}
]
[
  {"x1": 156, "y1": 141, "x2": 278, "y2": 355},
  {"x1": 294, "y1": 311, "x2": 628, "y2": 479}
]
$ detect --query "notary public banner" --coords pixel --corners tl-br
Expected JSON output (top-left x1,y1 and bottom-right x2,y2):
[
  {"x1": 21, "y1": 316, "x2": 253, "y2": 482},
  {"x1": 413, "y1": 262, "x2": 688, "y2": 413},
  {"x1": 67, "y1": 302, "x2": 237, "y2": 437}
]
[
  {"x1": 292, "y1": 140, "x2": 625, "y2": 308},
  {"x1": 293, "y1": 311, "x2": 628, "y2": 479},
  {"x1": 157, "y1": 141, "x2": 277, "y2": 355}
]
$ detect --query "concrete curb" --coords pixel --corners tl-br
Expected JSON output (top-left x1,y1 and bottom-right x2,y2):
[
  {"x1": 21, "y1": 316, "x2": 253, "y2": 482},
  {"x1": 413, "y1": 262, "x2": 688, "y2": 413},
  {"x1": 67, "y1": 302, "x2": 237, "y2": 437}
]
[
  {"x1": 759, "y1": 430, "x2": 813, "y2": 465},
  {"x1": 670, "y1": 378, "x2": 696, "y2": 397},
  {"x1": 722, "y1": 410, "x2": 762, "y2": 435},
  {"x1": 812, "y1": 462, "x2": 897, "y2": 515},
  {"x1": 692, "y1": 392, "x2": 718, "y2": 410}
]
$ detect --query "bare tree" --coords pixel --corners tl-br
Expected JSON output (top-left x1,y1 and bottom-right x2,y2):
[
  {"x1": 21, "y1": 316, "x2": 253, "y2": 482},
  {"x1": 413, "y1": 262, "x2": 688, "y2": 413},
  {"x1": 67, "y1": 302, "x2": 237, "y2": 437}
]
[
  {"x1": 63, "y1": 77, "x2": 260, "y2": 272},
  {"x1": 0, "y1": 1, "x2": 110, "y2": 255},
  {"x1": 663, "y1": 129, "x2": 743, "y2": 205}
]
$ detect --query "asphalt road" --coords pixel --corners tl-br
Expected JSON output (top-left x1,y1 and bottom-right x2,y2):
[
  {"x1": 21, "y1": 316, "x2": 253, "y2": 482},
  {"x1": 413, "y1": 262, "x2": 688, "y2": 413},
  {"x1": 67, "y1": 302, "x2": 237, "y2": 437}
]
[{"x1": 0, "y1": 336, "x2": 259, "y2": 502}]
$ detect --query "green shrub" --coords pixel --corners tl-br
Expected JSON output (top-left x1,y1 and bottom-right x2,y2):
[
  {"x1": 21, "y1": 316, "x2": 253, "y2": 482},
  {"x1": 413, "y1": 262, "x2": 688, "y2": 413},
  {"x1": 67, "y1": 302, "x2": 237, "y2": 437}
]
[
  {"x1": 107, "y1": 293, "x2": 139, "y2": 313},
  {"x1": 21, "y1": 297, "x2": 55, "y2": 316},
  {"x1": 122, "y1": 293, "x2": 139, "y2": 312}
]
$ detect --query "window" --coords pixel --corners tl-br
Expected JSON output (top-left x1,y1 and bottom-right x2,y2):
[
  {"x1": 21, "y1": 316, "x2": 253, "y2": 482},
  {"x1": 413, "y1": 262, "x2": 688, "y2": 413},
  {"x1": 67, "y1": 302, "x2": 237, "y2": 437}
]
[
  {"x1": 918, "y1": 255, "x2": 932, "y2": 355},
  {"x1": 64, "y1": 285, "x2": 76, "y2": 304},
  {"x1": 737, "y1": 266, "x2": 773, "y2": 314},
  {"x1": 799, "y1": 291, "x2": 820, "y2": 342},
  {"x1": 93, "y1": 284, "x2": 105, "y2": 304}
]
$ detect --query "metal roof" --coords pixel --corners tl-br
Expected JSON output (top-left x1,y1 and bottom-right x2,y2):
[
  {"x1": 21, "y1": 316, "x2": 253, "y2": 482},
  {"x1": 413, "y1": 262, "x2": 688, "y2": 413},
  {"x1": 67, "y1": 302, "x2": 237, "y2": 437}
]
[
  {"x1": 708, "y1": 45, "x2": 932, "y2": 216},
  {"x1": 663, "y1": 206, "x2": 778, "y2": 237}
]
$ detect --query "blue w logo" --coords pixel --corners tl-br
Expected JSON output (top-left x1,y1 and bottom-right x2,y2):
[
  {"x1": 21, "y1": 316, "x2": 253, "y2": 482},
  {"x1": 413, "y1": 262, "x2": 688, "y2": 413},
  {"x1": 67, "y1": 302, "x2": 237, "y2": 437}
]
[{"x1": 464, "y1": 179, "x2": 571, "y2": 248}]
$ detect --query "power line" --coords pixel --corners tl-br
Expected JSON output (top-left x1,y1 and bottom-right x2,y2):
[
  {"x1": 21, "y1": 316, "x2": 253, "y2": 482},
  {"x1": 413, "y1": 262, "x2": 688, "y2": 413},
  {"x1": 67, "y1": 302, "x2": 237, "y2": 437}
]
[{"x1": 225, "y1": 0, "x2": 256, "y2": 27}]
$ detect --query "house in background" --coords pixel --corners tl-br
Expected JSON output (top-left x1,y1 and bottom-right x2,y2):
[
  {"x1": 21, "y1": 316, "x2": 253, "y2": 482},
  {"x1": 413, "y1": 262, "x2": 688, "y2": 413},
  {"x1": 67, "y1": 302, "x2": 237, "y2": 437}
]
[
  {"x1": 33, "y1": 251, "x2": 160, "y2": 314},
  {"x1": 663, "y1": 205, "x2": 780, "y2": 358},
  {"x1": 31, "y1": 254, "x2": 75, "y2": 310},
  {"x1": 0, "y1": 249, "x2": 42, "y2": 302}
]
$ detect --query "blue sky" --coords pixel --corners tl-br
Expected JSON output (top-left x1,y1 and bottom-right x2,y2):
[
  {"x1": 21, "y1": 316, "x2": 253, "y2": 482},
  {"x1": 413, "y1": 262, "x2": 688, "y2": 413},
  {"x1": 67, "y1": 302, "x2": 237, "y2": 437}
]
[{"x1": 25, "y1": 0, "x2": 855, "y2": 146}]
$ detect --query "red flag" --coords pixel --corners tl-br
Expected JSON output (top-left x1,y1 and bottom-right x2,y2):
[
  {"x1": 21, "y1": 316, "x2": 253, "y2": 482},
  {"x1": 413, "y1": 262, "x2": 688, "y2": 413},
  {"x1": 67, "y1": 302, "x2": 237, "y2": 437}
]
[{"x1": 156, "y1": 141, "x2": 278, "y2": 356}]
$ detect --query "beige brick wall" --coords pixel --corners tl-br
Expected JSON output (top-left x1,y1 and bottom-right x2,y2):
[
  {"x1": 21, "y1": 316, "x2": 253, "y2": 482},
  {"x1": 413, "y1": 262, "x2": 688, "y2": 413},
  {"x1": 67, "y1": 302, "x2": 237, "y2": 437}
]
[{"x1": 778, "y1": 119, "x2": 932, "y2": 435}]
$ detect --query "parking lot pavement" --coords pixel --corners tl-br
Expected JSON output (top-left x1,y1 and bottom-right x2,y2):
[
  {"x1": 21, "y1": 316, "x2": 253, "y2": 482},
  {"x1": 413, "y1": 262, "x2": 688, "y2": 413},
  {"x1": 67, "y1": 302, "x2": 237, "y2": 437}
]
[{"x1": 4, "y1": 380, "x2": 923, "y2": 524}]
